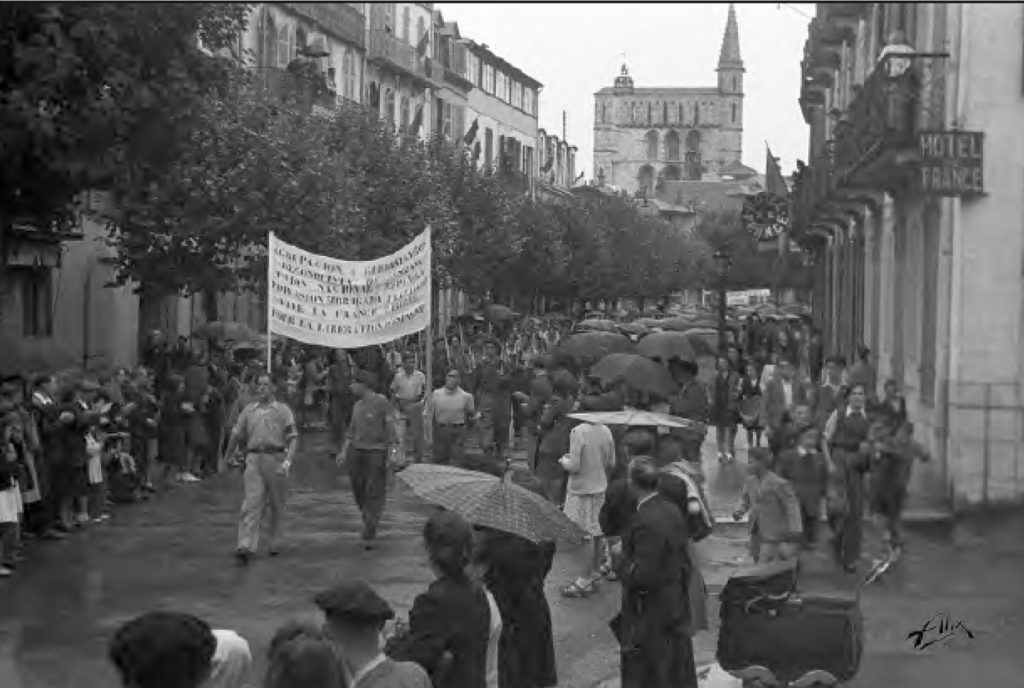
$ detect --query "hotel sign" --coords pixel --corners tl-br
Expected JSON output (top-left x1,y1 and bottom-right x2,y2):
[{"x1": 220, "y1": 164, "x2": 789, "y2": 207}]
[{"x1": 917, "y1": 131, "x2": 984, "y2": 197}]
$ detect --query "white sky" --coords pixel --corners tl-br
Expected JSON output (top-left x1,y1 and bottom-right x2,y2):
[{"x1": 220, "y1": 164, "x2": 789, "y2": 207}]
[{"x1": 434, "y1": 2, "x2": 816, "y2": 178}]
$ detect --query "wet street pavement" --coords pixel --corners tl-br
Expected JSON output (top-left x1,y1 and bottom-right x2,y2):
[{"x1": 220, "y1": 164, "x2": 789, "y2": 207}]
[{"x1": 1, "y1": 430, "x2": 1022, "y2": 688}]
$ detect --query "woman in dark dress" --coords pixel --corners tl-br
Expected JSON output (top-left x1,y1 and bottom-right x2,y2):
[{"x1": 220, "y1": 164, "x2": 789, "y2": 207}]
[
  {"x1": 737, "y1": 361, "x2": 764, "y2": 448},
  {"x1": 822, "y1": 383, "x2": 873, "y2": 573},
  {"x1": 473, "y1": 470, "x2": 557, "y2": 688},
  {"x1": 387, "y1": 510, "x2": 491, "y2": 688},
  {"x1": 158, "y1": 375, "x2": 190, "y2": 484},
  {"x1": 709, "y1": 356, "x2": 740, "y2": 463}
]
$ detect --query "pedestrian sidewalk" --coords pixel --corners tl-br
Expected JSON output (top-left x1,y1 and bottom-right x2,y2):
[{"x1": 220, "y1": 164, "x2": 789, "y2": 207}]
[{"x1": 585, "y1": 508, "x2": 1024, "y2": 688}]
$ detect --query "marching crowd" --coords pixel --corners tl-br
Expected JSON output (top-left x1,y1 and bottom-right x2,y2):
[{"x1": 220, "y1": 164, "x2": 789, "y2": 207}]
[{"x1": 3, "y1": 310, "x2": 932, "y2": 688}]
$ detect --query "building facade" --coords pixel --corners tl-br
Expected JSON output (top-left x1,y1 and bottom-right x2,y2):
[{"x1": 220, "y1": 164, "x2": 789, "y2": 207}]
[
  {"x1": 462, "y1": 41, "x2": 541, "y2": 176},
  {"x1": 592, "y1": 3, "x2": 745, "y2": 195},
  {"x1": 536, "y1": 130, "x2": 578, "y2": 194},
  {"x1": 791, "y1": 2, "x2": 1024, "y2": 509}
]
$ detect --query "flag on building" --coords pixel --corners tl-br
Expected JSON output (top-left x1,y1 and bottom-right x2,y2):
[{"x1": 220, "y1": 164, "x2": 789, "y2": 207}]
[
  {"x1": 463, "y1": 118, "x2": 479, "y2": 145},
  {"x1": 766, "y1": 145, "x2": 788, "y2": 197},
  {"x1": 472, "y1": 140, "x2": 481, "y2": 161},
  {"x1": 574, "y1": 171, "x2": 585, "y2": 184},
  {"x1": 541, "y1": 155, "x2": 554, "y2": 173},
  {"x1": 408, "y1": 105, "x2": 423, "y2": 135},
  {"x1": 415, "y1": 30, "x2": 430, "y2": 57}
]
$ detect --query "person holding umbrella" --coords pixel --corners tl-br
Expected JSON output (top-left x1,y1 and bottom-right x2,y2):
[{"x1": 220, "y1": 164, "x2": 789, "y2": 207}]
[{"x1": 667, "y1": 359, "x2": 708, "y2": 463}]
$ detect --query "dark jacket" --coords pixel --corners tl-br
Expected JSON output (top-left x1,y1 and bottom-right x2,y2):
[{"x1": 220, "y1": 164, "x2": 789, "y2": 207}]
[
  {"x1": 619, "y1": 494, "x2": 692, "y2": 688},
  {"x1": 477, "y1": 530, "x2": 558, "y2": 688},
  {"x1": 387, "y1": 573, "x2": 492, "y2": 688}
]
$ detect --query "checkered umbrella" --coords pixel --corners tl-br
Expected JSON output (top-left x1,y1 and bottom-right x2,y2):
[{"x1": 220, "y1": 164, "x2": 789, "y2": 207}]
[{"x1": 397, "y1": 464, "x2": 587, "y2": 547}]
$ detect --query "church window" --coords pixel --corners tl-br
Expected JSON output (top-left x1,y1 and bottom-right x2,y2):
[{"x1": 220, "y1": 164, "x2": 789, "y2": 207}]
[
  {"x1": 402, "y1": 6, "x2": 410, "y2": 42},
  {"x1": 662, "y1": 102, "x2": 668, "y2": 124},
  {"x1": 645, "y1": 130, "x2": 659, "y2": 161},
  {"x1": 604, "y1": 102, "x2": 610, "y2": 123},
  {"x1": 678, "y1": 103, "x2": 684, "y2": 124},
  {"x1": 694, "y1": 103, "x2": 700, "y2": 126},
  {"x1": 647, "y1": 102, "x2": 652, "y2": 125},
  {"x1": 665, "y1": 130, "x2": 680, "y2": 161},
  {"x1": 732, "y1": 103, "x2": 737, "y2": 122}
]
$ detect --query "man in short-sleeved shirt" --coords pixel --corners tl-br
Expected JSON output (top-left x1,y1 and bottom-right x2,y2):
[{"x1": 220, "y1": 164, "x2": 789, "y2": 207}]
[
  {"x1": 224, "y1": 373, "x2": 298, "y2": 565},
  {"x1": 430, "y1": 369, "x2": 476, "y2": 466},
  {"x1": 390, "y1": 353, "x2": 427, "y2": 464},
  {"x1": 340, "y1": 371, "x2": 396, "y2": 549}
]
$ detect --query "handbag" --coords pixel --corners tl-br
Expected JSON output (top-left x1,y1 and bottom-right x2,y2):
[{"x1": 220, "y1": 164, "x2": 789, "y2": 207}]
[{"x1": 739, "y1": 395, "x2": 762, "y2": 427}]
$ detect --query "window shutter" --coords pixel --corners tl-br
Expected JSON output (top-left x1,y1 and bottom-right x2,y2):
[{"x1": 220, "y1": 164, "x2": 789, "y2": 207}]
[{"x1": 454, "y1": 43, "x2": 467, "y2": 73}]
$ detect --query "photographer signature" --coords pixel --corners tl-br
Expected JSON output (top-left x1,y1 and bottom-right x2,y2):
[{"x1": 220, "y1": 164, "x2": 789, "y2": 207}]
[{"x1": 907, "y1": 612, "x2": 974, "y2": 650}]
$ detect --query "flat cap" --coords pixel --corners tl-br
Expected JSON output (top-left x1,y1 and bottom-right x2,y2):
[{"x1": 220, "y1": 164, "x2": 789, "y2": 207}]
[{"x1": 314, "y1": 580, "x2": 394, "y2": 623}]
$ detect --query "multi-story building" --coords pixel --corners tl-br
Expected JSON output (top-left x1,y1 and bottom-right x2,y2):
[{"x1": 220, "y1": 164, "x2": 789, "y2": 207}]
[
  {"x1": 243, "y1": 3, "x2": 366, "y2": 105},
  {"x1": 536, "y1": 130, "x2": 579, "y2": 195},
  {"x1": 462, "y1": 40, "x2": 541, "y2": 177},
  {"x1": 791, "y1": 3, "x2": 1024, "y2": 509},
  {"x1": 430, "y1": 10, "x2": 473, "y2": 145},
  {"x1": 592, "y1": 3, "x2": 745, "y2": 195},
  {"x1": 364, "y1": 2, "x2": 441, "y2": 137}
]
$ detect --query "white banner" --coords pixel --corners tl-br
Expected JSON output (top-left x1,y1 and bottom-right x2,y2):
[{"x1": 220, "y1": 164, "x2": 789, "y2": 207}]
[{"x1": 268, "y1": 228, "x2": 431, "y2": 348}]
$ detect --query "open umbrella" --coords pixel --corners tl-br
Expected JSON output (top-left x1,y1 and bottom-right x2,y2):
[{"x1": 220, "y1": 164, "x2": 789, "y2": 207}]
[
  {"x1": 618, "y1": 322, "x2": 651, "y2": 337},
  {"x1": 590, "y1": 353, "x2": 677, "y2": 397},
  {"x1": 657, "y1": 316, "x2": 699, "y2": 332},
  {"x1": 397, "y1": 464, "x2": 587, "y2": 546},
  {"x1": 568, "y1": 409, "x2": 705, "y2": 434},
  {"x1": 557, "y1": 331, "x2": 635, "y2": 365},
  {"x1": 576, "y1": 318, "x2": 619, "y2": 333},
  {"x1": 637, "y1": 331, "x2": 699, "y2": 363},
  {"x1": 195, "y1": 321, "x2": 255, "y2": 343},
  {"x1": 683, "y1": 328, "x2": 721, "y2": 357},
  {"x1": 485, "y1": 304, "x2": 519, "y2": 322}
]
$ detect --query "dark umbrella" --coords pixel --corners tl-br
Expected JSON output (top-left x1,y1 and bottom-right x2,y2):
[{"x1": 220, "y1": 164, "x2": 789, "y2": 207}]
[
  {"x1": 618, "y1": 322, "x2": 651, "y2": 337},
  {"x1": 637, "y1": 331, "x2": 699, "y2": 363},
  {"x1": 590, "y1": 353, "x2": 677, "y2": 397},
  {"x1": 576, "y1": 318, "x2": 619, "y2": 333},
  {"x1": 557, "y1": 332, "x2": 635, "y2": 367},
  {"x1": 658, "y1": 316, "x2": 699, "y2": 332},
  {"x1": 683, "y1": 329, "x2": 720, "y2": 357},
  {"x1": 195, "y1": 321, "x2": 255, "y2": 343},
  {"x1": 485, "y1": 304, "x2": 519, "y2": 322}
]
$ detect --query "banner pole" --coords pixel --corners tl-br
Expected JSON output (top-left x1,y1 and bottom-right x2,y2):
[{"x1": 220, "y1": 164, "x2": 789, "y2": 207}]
[
  {"x1": 424, "y1": 321, "x2": 433, "y2": 450},
  {"x1": 267, "y1": 233, "x2": 274, "y2": 375}
]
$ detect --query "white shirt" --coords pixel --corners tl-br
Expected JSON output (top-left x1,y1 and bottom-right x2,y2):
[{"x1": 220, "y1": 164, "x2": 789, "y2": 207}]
[
  {"x1": 204, "y1": 630, "x2": 252, "y2": 688},
  {"x1": 390, "y1": 369, "x2": 427, "y2": 402},
  {"x1": 782, "y1": 380, "x2": 794, "y2": 409},
  {"x1": 350, "y1": 653, "x2": 387, "y2": 688},
  {"x1": 483, "y1": 589, "x2": 503, "y2": 688}
]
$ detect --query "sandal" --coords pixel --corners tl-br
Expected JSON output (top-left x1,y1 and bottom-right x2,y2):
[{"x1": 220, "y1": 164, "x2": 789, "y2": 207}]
[
  {"x1": 599, "y1": 562, "x2": 618, "y2": 581},
  {"x1": 560, "y1": 581, "x2": 596, "y2": 598}
]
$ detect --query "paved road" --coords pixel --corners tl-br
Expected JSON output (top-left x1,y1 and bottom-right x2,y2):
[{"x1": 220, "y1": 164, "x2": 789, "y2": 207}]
[{"x1": 2, "y1": 430, "x2": 1021, "y2": 688}]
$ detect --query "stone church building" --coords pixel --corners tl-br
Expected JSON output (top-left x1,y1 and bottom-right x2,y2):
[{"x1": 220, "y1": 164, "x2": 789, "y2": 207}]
[{"x1": 593, "y1": 3, "x2": 746, "y2": 195}]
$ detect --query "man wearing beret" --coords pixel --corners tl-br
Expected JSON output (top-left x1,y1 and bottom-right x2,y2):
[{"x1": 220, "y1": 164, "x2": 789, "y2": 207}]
[{"x1": 316, "y1": 580, "x2": 431, "y2": 688}]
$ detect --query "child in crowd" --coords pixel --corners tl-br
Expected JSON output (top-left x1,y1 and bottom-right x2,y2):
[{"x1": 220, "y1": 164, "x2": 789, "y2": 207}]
[
  {"x1": 769, "y1": 403, "x2": 813, "y2": 458},
  {"x1": 106, "y1": 433, "x2": 143, "y2": 504},
  {"x1": 777, "y1": 425, "x2": 828, "y2": 549},
  {"x1": 0, "y1": 414, "x2": 26, "y2": 577},
  {"x1": 733, "y1": 448, "x2": 804, "y2": 563},
  {"x1": 869, "y1": 420, "x2": 929, "y2": 563}
]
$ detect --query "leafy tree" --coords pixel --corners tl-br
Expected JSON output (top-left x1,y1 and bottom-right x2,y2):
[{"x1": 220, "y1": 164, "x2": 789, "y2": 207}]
[{"x1": 0, "y1": 2, "x2": 250, "y2": 233}]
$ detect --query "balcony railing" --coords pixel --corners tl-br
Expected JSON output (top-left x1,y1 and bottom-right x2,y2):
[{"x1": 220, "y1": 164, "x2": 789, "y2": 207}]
[
  {"x1": 791, "y1": 146, "x2": 834, "y2": 230},
  {"x1": 832, "y1": 53, "x2": 920, "y2": 182},
  {"x1": 281, "y1": 3, "x2": 365, "y2": 49},
  {"x1": 257, "y1": 66, "x2": 337, "y2": 111},
  {"x1": 368, "y1": 30, "x2": 437, "y2": 87}
]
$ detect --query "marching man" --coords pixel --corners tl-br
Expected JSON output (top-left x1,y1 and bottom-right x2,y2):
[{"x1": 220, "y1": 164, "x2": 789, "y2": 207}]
[{"x1": 224, "y1": 373, "x2": 298, "y2": 566}]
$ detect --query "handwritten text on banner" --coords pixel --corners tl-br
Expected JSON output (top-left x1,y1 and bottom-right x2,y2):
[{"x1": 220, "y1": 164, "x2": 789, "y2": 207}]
[{"x1": 268, "y1": 228, "x2": 431, "y2": 347}]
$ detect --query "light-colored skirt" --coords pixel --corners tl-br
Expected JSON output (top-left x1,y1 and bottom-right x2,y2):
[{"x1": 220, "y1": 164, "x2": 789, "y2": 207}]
[
  {"x1": 564, "y1": 491, "x2": 605, "y2": 537},
  {"x1": 0, "y1": 484, "x2": 24, "y2": 523},
  {"x1": 686, "y1": 538, "x2": 710, "y2": 633}
]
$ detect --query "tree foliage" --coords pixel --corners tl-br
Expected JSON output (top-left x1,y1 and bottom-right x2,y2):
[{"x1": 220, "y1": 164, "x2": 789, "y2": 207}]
[
  {"x1": 106, "y1": 69, "x2": 713, "y2": 307},
  {"x1": 0, "y1": 2, "x2": 251, "y2": 231}
]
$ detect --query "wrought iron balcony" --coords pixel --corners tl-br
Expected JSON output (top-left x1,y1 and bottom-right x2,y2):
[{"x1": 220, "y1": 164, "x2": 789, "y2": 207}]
[
  {"x1": 368, "y1": 30, "x2": 437, "y2": 88},
  {"x1": 791, "y1": 146, "x2": 835, "y2": 231},
  {"x1": 831, "y1": 53, "x2": 920, "y2": 186},
  {"x1": 281, "y1": 3, "x2": 365, "y2": 49},
  {"x1": 257, "y1": 66, "x2": 337, "y2": 111}
]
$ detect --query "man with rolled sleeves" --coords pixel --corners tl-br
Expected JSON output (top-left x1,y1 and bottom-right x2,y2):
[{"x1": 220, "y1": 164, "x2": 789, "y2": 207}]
[
  {"x1": 315, "y1": 580, "x2": 431, "y2": 688},
  {"x1": 338, "y1": 371, "x2": 396, "y2": 550},
  {"x1": 429, "y1": 369, "x2": 476, "y2": 467},
  {"x1": 224, "y1": 373, "x2": 298, "y2": 565}
]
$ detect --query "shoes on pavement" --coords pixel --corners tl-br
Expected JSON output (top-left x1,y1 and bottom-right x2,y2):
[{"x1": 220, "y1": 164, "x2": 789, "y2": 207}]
[
  {"x1": 268, "y1": 548, "x2": 280, "y2": 557},
  {"x1": 0, "y1": 566, "x2": 12, "y2": 578},
  {"x1": 234, "y1": 549, "x2": 251, "y2": 566},
  {"x1": 179, "y1": 472, "x2": 202, "y2": 483},
  {"x1": 91, "y1": 514, "x2": 111, "y2": 524},
  {"x1": 40, "y1": 529, "x2": 67, "y2": 541}
]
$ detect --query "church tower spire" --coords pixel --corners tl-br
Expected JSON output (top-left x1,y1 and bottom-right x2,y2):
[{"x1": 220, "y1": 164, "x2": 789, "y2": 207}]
[{"x1": 718, "y1": 2, "x2": 743, "y2": 69}]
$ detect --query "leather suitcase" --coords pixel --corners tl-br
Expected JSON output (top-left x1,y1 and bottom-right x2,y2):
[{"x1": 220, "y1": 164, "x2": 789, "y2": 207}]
[{"x1": 717, "y1": 569, "x2": 863, "y2": 687}]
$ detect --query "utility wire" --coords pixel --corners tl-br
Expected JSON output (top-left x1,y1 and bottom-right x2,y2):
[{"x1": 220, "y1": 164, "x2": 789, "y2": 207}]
[{"x1": 777, "y1": 3, "x2": 813, "y2": 20}]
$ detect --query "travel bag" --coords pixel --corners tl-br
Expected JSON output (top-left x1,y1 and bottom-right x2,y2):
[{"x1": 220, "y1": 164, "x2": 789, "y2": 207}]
[{"x1": 717, "y1": 561, "x2": 863, "y2": 687}]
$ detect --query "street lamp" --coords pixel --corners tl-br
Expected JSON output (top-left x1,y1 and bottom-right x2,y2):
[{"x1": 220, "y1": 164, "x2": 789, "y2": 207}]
[{"x1": 713, "y1": 248, "x2": 732, "y2": 354}]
